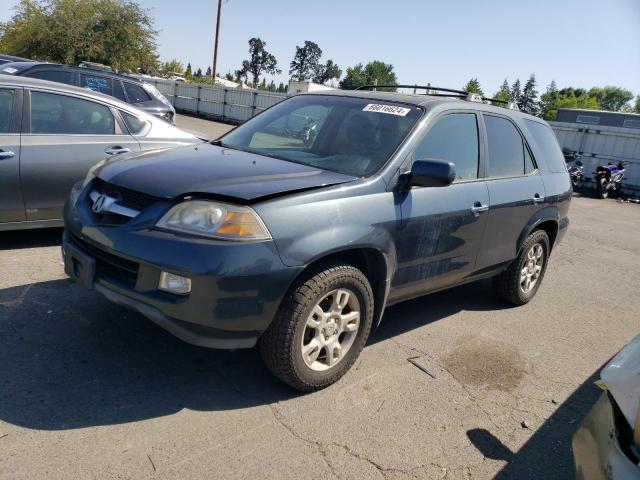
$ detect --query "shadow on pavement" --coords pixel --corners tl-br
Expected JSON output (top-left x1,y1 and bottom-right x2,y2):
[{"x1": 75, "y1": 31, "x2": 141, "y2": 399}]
[
  {"x1": 0, "y1": 227, "x2": 63, "y2": 250},
  {"x1": 467, "y1": 369, "x2": 603, "y2": 479},
  {"x1": 371, "y1": 278, "x2": 509, "y2": 345},
  {"x1": 0, "y1": 274, "x2": 510, "y2": 431}
]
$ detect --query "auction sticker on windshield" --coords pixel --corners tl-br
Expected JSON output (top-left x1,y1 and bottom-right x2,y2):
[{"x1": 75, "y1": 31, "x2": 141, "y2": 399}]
[{"x1": 362, "y1": 104, "x2": 411, "y2": 116}]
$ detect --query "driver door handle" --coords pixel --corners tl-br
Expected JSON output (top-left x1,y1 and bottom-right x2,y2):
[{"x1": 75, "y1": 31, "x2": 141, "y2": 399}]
[
  {"x1": 533, "y1": 194, "x2": 545, "y2": 203},
  {"x1": 471, "y1": 202, "x2": 489, "y2": 214},
  {"x1": 105, "y1": 146, "x2": 131, "y2": 155},
  {"x1": 0, "y1": 150, "x2": 15, "y2": 160}
]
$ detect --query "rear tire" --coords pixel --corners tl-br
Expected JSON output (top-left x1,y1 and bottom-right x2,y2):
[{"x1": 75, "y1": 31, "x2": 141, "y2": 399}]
[
  {"x1": 598, "y1": 177, "x2": 609, "y2": 199},
  {"x1": 494, "y1": 230, "x2": 550, "y2": 306},
  {"x1": 259, "y1": 262, "x2": 374, "y2": 392}
]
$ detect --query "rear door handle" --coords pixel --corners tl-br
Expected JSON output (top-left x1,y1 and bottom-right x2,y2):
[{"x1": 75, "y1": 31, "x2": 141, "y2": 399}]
[
  {"x1": 104, "y1": 146, "x2": 131, "y2": 155},
  {"x1": 0, "y1": 150, "x2": 15, "y2": 160},
  {"x1": 533, "y1": 194, "x2": 545, "y2": 203},
  {"x1": 471, "y1": 202, "x2": 489, "y2": 214}
]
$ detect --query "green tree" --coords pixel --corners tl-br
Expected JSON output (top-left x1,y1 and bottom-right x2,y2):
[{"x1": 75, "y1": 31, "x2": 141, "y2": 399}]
[
  {"x1": 588, "y1": 86, "x2": 633, "y2": 112},
  {"x1": 161, "y1": 58, "x2": 184, "y2": 76},
  {"x1": 205, "y1": 66, "x2": 212, "y2": 77},
  {"x1": 289, "y1": 40, "x2": 322, "y2": 81},
  {"x1": 541, "y1": 87, "x2": 600, "y2": 120},
  {"x1": 0, "y1": 0, "x2": 158, "y2": 72},
  {"x1": 510, "y1": 79, "x2": 522, "y2": 109},
  {"x1": 185, "y1": 62, "x2": 192, "y2": 80},
  {"x1": 492, "y1": 78, "x2": 511, "y2": 107},
  {"x1": 520, "y1": 74, "x2": 540, "y2": 116},
  {"x1": 339, "y1": 61, "x2": 397, "y2": 90},
  {"x1": 463, "y1": 78, "x2": 484, "y2": 96},
  {"x1": 313, "y1": 59, "x2": 341, "y2": 84},
  {"x1": 277, "y1": 82, "x2": 286, "y2": 93},
  {"x1": 194, "y1": 67, "x2": 202, "y2": 78},
  {"x1": 539, "y1": 80, "x2": 559, "y2": 119},
  {"x1": 236, "y1": 37, "x2": 280, "y2": 86},
  {"x1": 634, "y1": 95, "x2": 640, "y2": 114},
  {"x1": 224, "y1": 71, "x2": 233, "y2": 81}
]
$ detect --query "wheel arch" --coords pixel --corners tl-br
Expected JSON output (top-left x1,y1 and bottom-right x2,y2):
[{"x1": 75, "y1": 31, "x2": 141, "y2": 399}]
[
  {"x1": 283, "y1": 247, "x2": 393, "y2": 330},
  {"x1": 516, "y1": 207, "x2": 559, "y2": 256}
]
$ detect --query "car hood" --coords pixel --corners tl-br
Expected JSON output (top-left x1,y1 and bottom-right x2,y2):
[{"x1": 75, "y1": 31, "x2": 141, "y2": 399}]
[{"x1": 96, "y1": 143, "x2": 357, "y2": 201}]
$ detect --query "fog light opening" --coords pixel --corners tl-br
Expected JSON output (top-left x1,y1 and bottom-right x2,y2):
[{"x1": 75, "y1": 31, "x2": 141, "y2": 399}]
[{"x1": 159, "y1": 271, "x2": 191, "y2": 295}]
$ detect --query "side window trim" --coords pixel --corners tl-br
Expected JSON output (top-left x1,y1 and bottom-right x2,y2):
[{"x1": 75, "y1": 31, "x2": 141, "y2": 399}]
[
  {"x1": 479, "y1": 112, "x2": 539, "y2": 180},
  {"x1": 411, "y1": 109, "x2": 484, "y2": 184},
  {"x1": 0, "y1": 87, "x2": 23, "y2": 134},
  {"x1": 25, "y1": 89, "x2": 117, "y2": 136}
]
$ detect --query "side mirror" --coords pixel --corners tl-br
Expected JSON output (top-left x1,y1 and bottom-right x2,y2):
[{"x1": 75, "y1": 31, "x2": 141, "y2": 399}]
[{"x1": 401, "y1": 159, "x2": 456, "y2": 189}]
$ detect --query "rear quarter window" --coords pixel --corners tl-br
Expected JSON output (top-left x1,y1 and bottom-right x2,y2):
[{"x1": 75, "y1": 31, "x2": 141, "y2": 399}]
[
  {"x1": 123, "y1": 82, "x2": 151, "y2": 103},
  {"x1": 24, "y1": 69, "x2": 74, "y2": 85},
  {"x1": 524, "y1": 120, "x2": 566, "y2": 173}
]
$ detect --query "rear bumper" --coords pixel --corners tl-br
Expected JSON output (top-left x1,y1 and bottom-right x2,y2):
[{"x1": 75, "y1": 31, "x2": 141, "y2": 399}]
[
  {"x1": 63, "y1": 197, "x2": 302, "y2": 349},
  {"x1": 572, "y1": 392, "x2": 640, "y2": 479}
]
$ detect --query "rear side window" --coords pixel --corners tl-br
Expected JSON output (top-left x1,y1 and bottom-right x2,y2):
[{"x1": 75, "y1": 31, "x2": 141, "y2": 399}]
[
  {"x1": 0, "y1": 89, "x2": 14, "y2": 133},
  {"x1": 24, "y1": 69, "x2": 73, "y2": 85},
  {"x1": 123, "y1": 82, "x2": 151, "y2": 103},
  {"x1": 80, "y1": 74, "x2": 113, "y2": 96},
  {"x1": 484, "y1": 115, "x2": 527, "y2": 177},
  {"x1": 415, "y1": 113, "x2": 479, "y2": 180},
  {"x1": 30, "y1": 91, "x2": 115, "y2": 135},
  {"x1": 113, "y1": 81, "x2": 127, "y2": 101},
  {"x1": 120, "y1": 111, "x2": 149, "y2": 135},
  {"x1": 524, "y1": 120, "x2": 567, "y2": 173}
]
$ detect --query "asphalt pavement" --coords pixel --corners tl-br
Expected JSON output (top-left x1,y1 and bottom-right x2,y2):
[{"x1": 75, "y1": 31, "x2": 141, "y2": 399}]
[{"x1": 0, "y1": 119, "x2": 638, "y2": 479}]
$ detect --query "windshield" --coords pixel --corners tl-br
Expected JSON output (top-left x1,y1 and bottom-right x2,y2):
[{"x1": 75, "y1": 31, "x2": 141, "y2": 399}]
[{"x1": 219, "y1": 95, "x2": 422, "y2": 176}]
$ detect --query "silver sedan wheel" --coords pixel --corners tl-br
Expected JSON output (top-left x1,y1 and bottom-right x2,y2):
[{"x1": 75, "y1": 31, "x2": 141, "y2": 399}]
[
  {"x1": 301, "y1": 288, "x2": 361, "y2": 372},
  {"x1": 520, "y1": 243, "x2": 544, "y2": 293}
]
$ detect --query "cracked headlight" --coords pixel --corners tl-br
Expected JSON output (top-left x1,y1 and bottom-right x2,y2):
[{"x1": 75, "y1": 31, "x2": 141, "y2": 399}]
[{"x1": 156, "y1": 201, "x2": 271, "y2": 241}]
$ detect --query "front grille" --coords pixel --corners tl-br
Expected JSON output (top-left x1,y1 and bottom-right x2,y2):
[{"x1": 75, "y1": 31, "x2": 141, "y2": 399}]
[
  {"x1": 93, "y1": 178, "x2": 161, "y2": 212},
  {"x1": 72, "y1": 234, "x2": 139, "y2": 287}
]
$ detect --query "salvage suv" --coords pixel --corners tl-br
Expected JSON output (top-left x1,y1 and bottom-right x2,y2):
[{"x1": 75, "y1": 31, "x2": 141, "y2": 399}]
[{"x1": 63, "y1": 85, "x2": 571, "y2": 391}]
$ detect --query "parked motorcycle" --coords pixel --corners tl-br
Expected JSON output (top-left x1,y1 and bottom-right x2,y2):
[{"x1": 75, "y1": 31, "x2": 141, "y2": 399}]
[
  {"x1": 563, "y1": 148, "x2": 584, "y2": 189},
  {"x1": 594, "y1": 161, "x2": 626, "y2": 199}
]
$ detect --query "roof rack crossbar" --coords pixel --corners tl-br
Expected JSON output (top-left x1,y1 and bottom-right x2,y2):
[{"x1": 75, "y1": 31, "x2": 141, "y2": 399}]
[{"x1": 355, "y1": 84, "x2": 511, "y2": 106}]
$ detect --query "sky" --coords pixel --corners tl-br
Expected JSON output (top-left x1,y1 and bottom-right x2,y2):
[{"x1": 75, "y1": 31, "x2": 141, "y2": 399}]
[{"x1": 1, "y1": 0, "x2": 639, "y2": 96}]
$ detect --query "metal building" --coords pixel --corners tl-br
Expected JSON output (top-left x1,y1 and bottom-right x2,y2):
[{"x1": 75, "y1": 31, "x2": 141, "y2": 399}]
[{"x1": 549, "y1": 109, "x2": 640, "y2": 194}]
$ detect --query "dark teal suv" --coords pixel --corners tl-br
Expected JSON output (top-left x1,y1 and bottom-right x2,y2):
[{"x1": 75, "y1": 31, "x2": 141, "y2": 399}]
[{"x1": 63, "y1": 86, "x2": 571, "y2": 391}]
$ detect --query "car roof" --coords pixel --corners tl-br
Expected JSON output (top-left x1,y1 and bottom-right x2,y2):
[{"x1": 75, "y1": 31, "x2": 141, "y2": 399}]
[
  {"x1": 0, "y1": 61, "x2": 142, "y2": 82},
  {"x1": 305, "y1": 89, "x2": 543, "y2": 122},
  {"x1": 0, "y1": 75, "x2": 149, "y2": 115}
]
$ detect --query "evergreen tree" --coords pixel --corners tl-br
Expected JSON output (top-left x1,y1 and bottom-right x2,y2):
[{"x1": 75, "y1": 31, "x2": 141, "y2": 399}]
[
  {"x1": 277, "y1": 82, "x2": 285, "y2": 93},
  {"x1": 194, "y1": 67, "x2": 202, "y2": 78},
  {"x1": 268, "y1": 80, "x2": 276, "y2": 91},
  {"x1": 205, "y1": 66, "x2": 212, "y2": 77},
  {"x1": 236, "y1": 37, "x2": 280, "y2": 86},
  {"x1": 463, "y1": 78, "x2": 484, "y2": 96},
  {"x1": 520, "y1": 74, "x2": 540, "y2": 116},
  {"x1": 492, "y1": 79, "x2": 511, "y2": 107},
  {"x1": 540, "y1": 80, "x2": 559, "y2": 119},
  {"x1": 510, "y1": 79, "x2": 522, "y2": 109},
  {"x1": 313, "y1": 59, "x2": 341, "y2": 84},
  {"x1": 185, "y1": 62, "x2": 193, "y2": 80},
  {"x1": 634, "y1": 96, "x2": 640, "y2": 114},
  {"x1": 224, "y1": 71, "x2": 234, "y2": 81}
]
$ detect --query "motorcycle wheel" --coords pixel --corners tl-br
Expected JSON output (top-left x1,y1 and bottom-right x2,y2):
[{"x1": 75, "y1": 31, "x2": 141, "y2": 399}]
[{"x1": 598, "y1": 177, "x2": 609, "y2": 199}]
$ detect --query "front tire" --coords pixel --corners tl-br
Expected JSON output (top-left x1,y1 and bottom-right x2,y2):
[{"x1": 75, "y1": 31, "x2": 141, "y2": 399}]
[
  {"x1": 259, "y1": 262, "x2": 374, "y2": 392},
  {"x1": 494, "y1": 230, "x2": 550, "y2": 306}
]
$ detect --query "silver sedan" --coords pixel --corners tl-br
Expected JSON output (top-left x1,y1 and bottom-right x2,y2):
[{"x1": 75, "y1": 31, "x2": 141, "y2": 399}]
[{"x1": 0, "y1": 76, "x2": 201, "y2": 231}]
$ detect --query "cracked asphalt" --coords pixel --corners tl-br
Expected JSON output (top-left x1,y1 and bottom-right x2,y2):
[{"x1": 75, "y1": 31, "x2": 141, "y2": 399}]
[{"x1": 1, "y1": 119, "x2": 639, "y2": 478}]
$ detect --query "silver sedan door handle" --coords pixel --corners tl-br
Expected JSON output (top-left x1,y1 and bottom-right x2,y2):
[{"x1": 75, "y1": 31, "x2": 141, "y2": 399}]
[
  {"x1": 0, "y1": 150, "x2": 15, "y2": 160},
  {"x1": 533, "y1": 194, "x2": 545, "y2": 203},
  {"x1": 471, "y1": 203, "x2": 489, "y2": 214},
  {"x1": 104, "y1": 146, "x2": 131, "y2": 155}
]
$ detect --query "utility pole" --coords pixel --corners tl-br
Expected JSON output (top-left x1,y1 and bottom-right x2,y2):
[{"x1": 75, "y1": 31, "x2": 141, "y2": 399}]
[{"x1": 211, "y1": 0, "x2": 222, "y2": 82}]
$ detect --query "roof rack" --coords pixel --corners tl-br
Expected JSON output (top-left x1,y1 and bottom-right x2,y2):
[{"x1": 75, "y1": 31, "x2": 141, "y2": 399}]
[
  {"x1": 355, "y1": 84, "x2": 519, "y2": 110},
  {"x1": 78, "y1": 61, "x2": 114, "y2": 73}
]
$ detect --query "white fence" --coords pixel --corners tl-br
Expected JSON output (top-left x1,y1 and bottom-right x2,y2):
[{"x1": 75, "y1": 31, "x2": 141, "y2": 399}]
[
  {"x1": 549, "y1": 121, "x2": 640, "y2": 193},
  {"x1": 142, "y1": 78, "x2": 287, "y2": 124}
]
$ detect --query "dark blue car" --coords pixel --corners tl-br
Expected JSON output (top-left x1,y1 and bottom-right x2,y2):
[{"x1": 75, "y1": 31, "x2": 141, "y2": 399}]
[{"x1": 63, "y1": 89, "x2": 571, "y2": 391}]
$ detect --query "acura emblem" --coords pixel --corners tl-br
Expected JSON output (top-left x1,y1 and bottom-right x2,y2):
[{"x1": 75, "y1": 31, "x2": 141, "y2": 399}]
[{"x1": 92, "y1": 194, "x2": 107, "y2": 213}]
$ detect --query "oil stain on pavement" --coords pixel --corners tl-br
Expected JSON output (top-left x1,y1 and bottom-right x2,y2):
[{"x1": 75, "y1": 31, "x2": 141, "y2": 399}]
[{"x1": 442, "y1": 335, "x2": 526, "y2": 391}]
